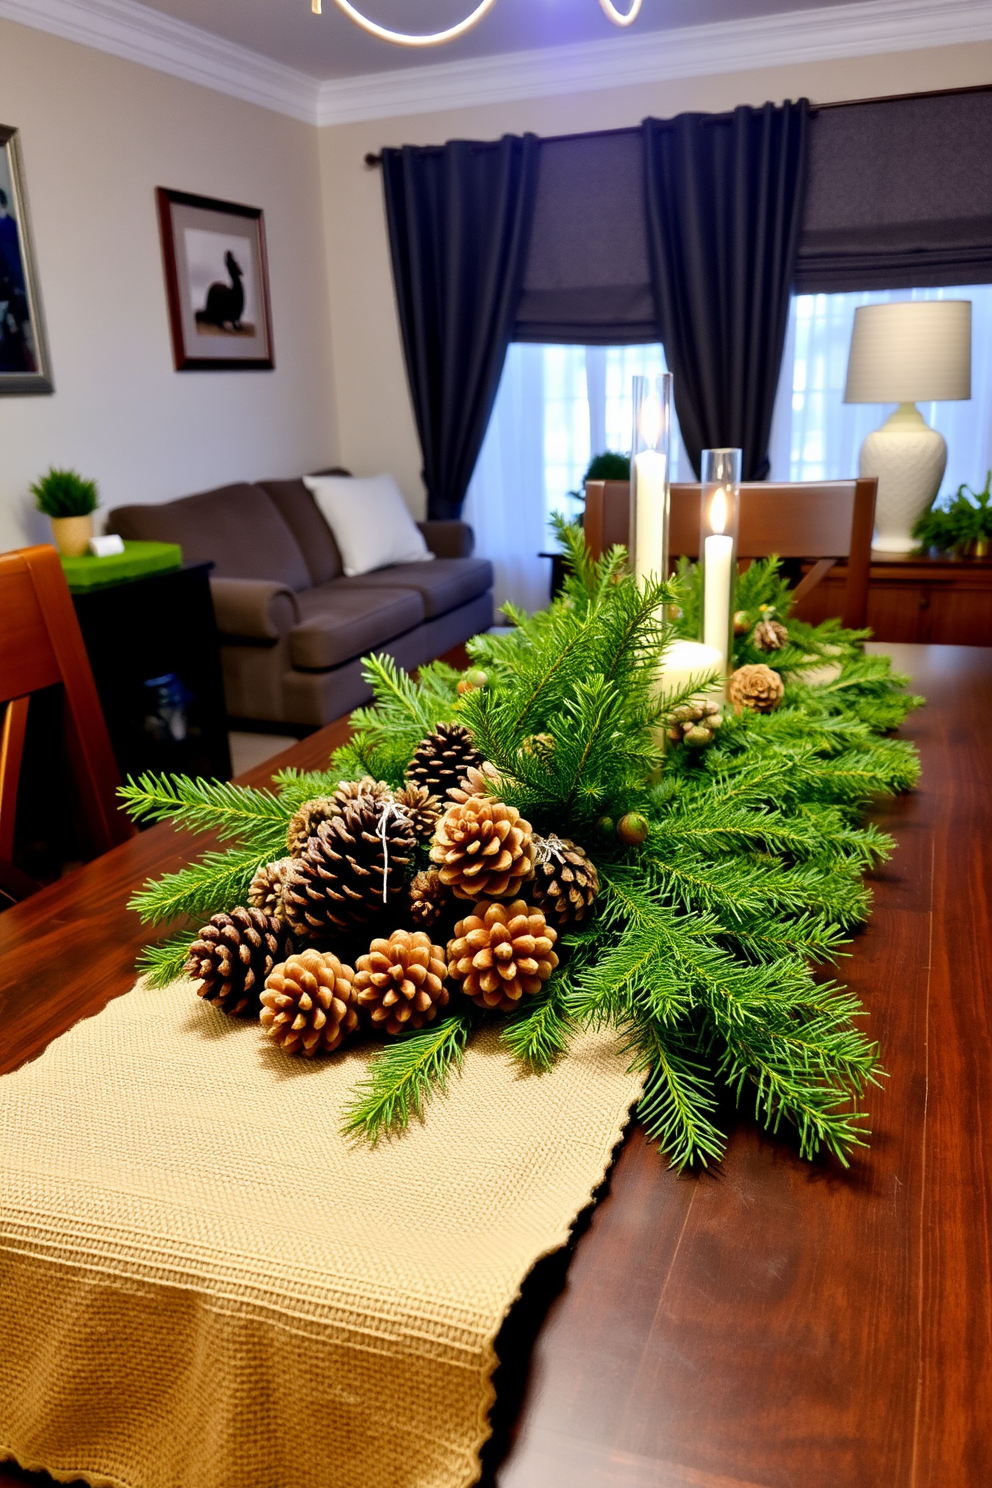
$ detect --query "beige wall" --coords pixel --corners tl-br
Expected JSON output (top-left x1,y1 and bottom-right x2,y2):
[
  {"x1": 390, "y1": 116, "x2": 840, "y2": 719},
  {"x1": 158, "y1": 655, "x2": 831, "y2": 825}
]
[
  {"x1": 0, "y1": 19, "x2": 338, "y2": 554},
  {"x1": 318, "y1": 38, "x2": 992, "y2": 517}
]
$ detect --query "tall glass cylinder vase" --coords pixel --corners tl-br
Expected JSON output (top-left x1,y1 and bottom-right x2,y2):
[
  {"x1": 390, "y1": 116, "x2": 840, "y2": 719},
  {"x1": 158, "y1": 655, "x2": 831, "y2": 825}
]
[
  {"x1": 629, "y1": 373, "x2": 673, "y2": 584},
  {"x1": 699, "y1": 447, "x2": 742, "y2": 679}
]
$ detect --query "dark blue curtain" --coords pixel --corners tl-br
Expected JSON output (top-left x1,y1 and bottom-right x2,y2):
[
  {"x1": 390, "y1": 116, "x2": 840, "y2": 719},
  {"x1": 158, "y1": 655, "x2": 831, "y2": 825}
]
[
  {"x1": 642, "y1": 101, "x2": 809, "y2": 480},
  {"x1": 381, "y1": 134, "x2": 539, "y2": 519}
]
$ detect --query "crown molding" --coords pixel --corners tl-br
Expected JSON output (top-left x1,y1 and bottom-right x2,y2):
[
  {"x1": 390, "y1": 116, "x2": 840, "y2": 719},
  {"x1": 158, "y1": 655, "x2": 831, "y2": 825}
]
[
  {"x1": 0, "y1": 0, "x2": 320, "y2": 122},
  {"x1": 0, "y1": 0, "x2": 989, "y2": 129},
  {"x1": 315, "y1": 0, "x2": 992, "y2": 125}
]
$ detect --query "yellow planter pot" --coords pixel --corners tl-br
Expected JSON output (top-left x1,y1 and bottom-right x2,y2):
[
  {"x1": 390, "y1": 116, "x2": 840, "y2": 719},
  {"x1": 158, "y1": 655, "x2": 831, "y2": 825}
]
[{"x1": 50, "y1": 514, "x2": 94, "y2": 557}]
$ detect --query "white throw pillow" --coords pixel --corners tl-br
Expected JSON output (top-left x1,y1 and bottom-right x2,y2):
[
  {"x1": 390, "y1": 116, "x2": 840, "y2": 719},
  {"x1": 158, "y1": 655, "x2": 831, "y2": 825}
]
[{"x1": 303, "y1": 473, "x2": 434, "y2": 577}]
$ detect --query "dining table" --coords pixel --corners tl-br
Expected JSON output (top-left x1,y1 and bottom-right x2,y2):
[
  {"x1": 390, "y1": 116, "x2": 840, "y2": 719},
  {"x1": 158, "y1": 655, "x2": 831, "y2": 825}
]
[{"x1": 1, "y1": 640, "x2": 989, "y2": 1488}]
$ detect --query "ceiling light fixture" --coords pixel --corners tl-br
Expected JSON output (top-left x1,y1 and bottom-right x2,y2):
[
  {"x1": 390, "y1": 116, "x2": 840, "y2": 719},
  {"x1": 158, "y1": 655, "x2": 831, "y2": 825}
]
[{"x1": 310, "y1": 0, "x2": 643, "y2": 45}]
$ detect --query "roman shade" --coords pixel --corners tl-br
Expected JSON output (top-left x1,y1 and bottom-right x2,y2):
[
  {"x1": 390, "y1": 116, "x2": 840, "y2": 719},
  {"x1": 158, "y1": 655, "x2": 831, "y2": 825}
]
[{"x1": 796, "y1": 88, "x2": 992, "y2": 291}]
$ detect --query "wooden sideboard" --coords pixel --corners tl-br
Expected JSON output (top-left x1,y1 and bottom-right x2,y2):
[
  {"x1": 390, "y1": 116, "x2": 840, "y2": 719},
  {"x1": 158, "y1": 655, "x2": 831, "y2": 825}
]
[{"x1": 792, "y1": 552, "x2": 992, "y2": 645}]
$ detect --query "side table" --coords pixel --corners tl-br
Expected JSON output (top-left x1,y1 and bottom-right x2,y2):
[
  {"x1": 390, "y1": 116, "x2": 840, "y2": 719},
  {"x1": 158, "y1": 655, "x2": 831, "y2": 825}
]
[
  {"x1": 792, "y1": 551, "x2": 992, "y2": 645},
  {"x1": 70, "y1": 562, "x2": 232, "y2": 784}
]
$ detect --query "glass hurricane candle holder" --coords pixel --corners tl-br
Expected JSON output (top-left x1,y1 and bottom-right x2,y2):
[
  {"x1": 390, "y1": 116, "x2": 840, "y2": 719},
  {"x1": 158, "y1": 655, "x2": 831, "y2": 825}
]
[
  {"x1": 629, "y1": 373, "x2": 673, "y2": 584},
  {"x1": 699, "y1": 448, "x2": 742, "y2": 678}
]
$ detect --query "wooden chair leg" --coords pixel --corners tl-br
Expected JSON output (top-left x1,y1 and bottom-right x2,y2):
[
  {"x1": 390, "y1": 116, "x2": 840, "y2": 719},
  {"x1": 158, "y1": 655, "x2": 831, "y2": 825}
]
[{"x1": 0, "y1": 696, "x2": 30, "y2": 864}]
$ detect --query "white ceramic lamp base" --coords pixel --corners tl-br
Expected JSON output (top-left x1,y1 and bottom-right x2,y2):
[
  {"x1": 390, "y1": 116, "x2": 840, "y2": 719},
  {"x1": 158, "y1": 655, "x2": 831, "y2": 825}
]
[{"x1": 859, "y1": 403, "x2": 947, "y2": 554}]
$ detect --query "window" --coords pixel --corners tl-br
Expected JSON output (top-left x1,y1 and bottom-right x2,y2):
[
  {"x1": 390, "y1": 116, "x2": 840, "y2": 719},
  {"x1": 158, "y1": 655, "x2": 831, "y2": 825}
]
[{"x1": 466, "y1": 286, "x2": 992, "y2": 612}]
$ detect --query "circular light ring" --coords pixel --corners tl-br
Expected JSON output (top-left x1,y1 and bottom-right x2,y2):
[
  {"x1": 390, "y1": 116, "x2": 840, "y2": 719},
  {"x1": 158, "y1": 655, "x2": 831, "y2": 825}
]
[
  {"x1": 331, "y1": 0, "x2": 499, "y2": 46},
  {"x1": 599, "y1": 0, "x2": 643, "y2": 25}
]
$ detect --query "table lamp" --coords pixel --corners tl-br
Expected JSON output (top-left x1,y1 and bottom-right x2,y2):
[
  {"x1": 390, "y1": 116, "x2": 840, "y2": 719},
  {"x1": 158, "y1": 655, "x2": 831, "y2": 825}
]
[{"x1": 844, "y1": 300, "x2": 971, "y2": 553}]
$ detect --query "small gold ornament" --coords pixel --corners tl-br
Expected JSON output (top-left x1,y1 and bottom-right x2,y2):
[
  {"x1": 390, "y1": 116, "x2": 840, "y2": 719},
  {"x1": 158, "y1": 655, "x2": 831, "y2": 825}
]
[
  {"x1": 733, "y1": 610, "x2": 751, "y2": 635},
  {"x1": 728, "y1": 663, "x2": 785, "y2": 713}
]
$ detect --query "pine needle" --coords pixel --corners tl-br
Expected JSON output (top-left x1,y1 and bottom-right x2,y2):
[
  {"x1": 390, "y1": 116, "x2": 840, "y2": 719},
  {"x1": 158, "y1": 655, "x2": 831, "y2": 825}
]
[{"x1": 342, "y1": 1009, "x2": 474, "y2": 1143}]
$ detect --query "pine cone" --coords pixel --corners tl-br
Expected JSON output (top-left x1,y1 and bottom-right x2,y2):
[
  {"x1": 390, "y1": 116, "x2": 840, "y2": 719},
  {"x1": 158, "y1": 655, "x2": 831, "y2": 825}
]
[
  {"x1": 260, "y1": 949, "x2": 358, "y2": 1056},
  {"x1": 664, "y1": 698, "x2": 723, "y2": 748},
  {"x1": 410, "y1": 868, "x2": 447, "y2": 930},
  {"x1": 530, "y1": 835, "x2": 599, "y2": 928},
  {"x1": 445, "y1": 762, "x2": 503, "y2": 805},
  {"x1": 185, "y1": 907, "x2": 290, "y2": 1018},
  {"x1": 392, "y1": 782, "x2": 442, "y2": 840},
  {"x1": 752, "y1": 618, "x2": 788, "y2": 652},
  {"x1": 728, "y1": 663, "x2": 785, "y2": 714},
  {"x1": 247, "y1": 857, "x2": 292, "y2": 919},
  {"x1": 283, "y1": 797, "x2": 416, "y2": 938},
  {"x1": 286, "y1": 797, "x2": 338, "y2": 857},
  {"x1": 330, "y1": 776, "x2": 393, "y2": 814},
  {"x1": 354, "y1": 929, "x2": 449, "y2": 1035},
  {"x1": 430, "y1": 797, "x2": 534, "y2": 901},
  {"x1": 407, "y1": 722, "x2": 483, "y2": 799},
  {"x1": 447, "y1": 900, "x2": 558, "y2": 1012}
]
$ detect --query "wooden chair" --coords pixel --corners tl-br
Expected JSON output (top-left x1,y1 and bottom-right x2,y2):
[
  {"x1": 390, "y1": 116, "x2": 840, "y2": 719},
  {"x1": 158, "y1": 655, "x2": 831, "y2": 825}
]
[
  {"x1": 0, "y1": 544, "x2": 132, "y2": 903},
  {"x1": 583, "y1": 477, "x2": 878, "y2": 630}
]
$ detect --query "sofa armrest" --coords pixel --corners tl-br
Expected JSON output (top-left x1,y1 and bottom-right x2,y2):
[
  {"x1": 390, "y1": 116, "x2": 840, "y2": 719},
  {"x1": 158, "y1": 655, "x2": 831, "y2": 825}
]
[
  {"x1": 417, "y1": 520, "x2": 474, "y2": 559},
  {"x1": 210, "y1": 578, "x2": 299, "y2": 641}
]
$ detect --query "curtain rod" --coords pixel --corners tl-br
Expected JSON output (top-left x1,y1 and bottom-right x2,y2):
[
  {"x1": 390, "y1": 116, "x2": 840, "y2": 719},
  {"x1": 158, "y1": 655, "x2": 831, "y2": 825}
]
[{"x1": 361, "y1": 80, "x2": 992, "y2": 164}]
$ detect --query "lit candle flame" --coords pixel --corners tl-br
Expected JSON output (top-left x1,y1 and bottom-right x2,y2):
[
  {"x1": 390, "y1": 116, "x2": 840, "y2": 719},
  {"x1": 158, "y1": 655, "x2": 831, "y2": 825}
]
[{"x1": 709, "y1": 487, "x2": 728, "y2": 535}]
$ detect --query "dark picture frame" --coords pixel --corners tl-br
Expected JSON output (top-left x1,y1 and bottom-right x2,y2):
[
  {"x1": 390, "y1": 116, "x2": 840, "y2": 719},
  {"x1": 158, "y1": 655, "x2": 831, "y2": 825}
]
[
  {"x1": 0, "y1": 125, "x2": 54, "y2": 395},
  {"x1": 156, "y1": 187, "x2": 274, "y2": 371}
]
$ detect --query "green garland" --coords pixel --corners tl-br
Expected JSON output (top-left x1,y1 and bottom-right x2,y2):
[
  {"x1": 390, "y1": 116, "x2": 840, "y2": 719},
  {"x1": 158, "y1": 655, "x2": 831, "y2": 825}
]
[{"x1": 121, "y1": 525, "x2": 921, "y2": 1170}]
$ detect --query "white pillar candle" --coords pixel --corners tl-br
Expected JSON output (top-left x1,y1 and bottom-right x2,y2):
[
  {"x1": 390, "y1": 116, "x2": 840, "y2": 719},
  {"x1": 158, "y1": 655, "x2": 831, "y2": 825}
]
[
  {"x1": 655, "y1": 639, "x2": 724, "y2": 702},
  {"x1": 703, "y1": 533, "x2": 734, "y2": 666},
  {"x1": 632, "y1": 447, "x2": 668, "y2": 582}
]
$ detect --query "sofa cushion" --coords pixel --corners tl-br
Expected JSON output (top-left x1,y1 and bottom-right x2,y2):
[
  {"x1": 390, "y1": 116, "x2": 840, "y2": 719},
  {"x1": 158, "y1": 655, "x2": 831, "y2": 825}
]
[
  {"x1": 340, "y1": 557, "x2": 493, "y2": 619},
  {"x1": 259, "y1": 478, "x2": 345, "y2": 586},
  {"x1": 290, "y1": 583, "x2": 424, "y2": 671},
  {"x1": 107, "y1": 484, "x2": 311, "y2": 591}
]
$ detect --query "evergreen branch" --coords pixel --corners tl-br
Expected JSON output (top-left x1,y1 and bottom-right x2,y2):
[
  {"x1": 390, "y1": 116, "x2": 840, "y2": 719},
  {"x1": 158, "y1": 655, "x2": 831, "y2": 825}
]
[
  {"x1": 342, "y1": 1008, "x2": 474, "y2": 1143},
  {"x1": 118, "y1": 773, "x2": 289, "y2": 850},
  {"x1": 137, "y1": 932, "x2": 194, "y2": 988},
  {"x1": 622, "y1": 1018, "x2": 726, "y2": 1169},
  {"x1": 128, "y1": 847, "x2": 263, "y2": 926},
  {"x1": 500, "y1": 973, "x2": 576, "y2": 1069}
]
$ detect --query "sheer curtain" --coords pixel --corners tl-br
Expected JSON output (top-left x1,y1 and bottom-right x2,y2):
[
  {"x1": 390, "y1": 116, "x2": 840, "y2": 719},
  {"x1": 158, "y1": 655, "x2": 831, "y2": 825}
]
[
  {"x1": 768, "y1": 284, "x2": 992, "y2": 497},
  {"x1": 464, "y1": 342, "x2": 689, "y2": 612}
]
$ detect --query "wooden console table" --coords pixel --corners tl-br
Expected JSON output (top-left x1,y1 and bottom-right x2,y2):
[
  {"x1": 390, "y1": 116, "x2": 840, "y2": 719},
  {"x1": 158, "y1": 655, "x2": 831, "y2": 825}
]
[{"x1": 793, "y1": 551, "x2": 992, "y2": 644}]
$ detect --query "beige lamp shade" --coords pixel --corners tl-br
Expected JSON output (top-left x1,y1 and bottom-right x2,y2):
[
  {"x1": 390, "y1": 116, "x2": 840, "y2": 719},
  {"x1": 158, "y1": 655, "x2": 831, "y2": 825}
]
[{"x1": 844, "y1": 300, "x2": 972, "y2": 404}]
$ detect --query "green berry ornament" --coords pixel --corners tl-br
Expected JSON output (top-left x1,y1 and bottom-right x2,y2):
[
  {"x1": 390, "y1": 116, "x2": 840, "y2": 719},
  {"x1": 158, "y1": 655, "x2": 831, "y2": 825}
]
[{"x1": 616, "y1": 812, "x2": 649, "y2": 847}]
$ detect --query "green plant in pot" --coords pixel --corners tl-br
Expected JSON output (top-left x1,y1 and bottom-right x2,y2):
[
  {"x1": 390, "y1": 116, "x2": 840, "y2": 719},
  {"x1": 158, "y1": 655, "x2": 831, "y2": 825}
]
[
  {"x1": 31, "y1": 467, "x2": 99, "y2": 558},
  {"x1": 913, "y1": 471, "x2": 992, "y2": 558}
]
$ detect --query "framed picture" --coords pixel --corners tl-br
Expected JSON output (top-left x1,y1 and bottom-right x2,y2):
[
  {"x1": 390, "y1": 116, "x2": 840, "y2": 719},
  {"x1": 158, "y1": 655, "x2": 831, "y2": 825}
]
[
  {"x1": 0, "y1": 125, "x2": 54, "y2": 395},
  {"x1": 156, "y1": 187, "x2": 274, "y2": 371}
]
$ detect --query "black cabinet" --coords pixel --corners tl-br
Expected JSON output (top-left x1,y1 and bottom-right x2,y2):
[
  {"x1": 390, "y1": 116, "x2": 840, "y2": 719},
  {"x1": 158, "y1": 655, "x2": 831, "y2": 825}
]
[{"x1": 71, "y1": 562, "x2": 231, "y2": 784}]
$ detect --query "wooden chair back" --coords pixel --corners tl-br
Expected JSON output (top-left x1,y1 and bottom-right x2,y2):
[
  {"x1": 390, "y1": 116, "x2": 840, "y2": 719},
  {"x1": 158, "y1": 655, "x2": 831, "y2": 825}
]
[
  {"x1": 583, "y1": 477, "x2": 877, "y2": 629},
  {"x1": 0, "y1": 544, "x2": 131, "y2": 901}
]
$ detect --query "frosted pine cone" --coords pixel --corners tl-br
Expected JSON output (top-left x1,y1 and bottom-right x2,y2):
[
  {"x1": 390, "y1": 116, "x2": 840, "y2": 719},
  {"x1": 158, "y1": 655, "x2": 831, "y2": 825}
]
[
  {"x1": 354, "y1": 929, "x2": 449, "y2": 1035},
  {"x1": 728, "y1": 663, "x2": 785, "y2": 714},
  {"x1": 406, "y1": 722, "x2": 483, "y2": 799},
  {"x1": 752, "y1": 618, "x2": 788, "y2": 652},
  {"x1": 283, "y1": 797, "x2": 416, "y2": 938},
  {"x1": 260, "y1": 949, "x2": 358, "y2": 1056},
  {"x1": 409, "y1": 868, "x2": 447, "y2": 930},
  {"x1": 530, "y1": 835, "x2": 599, "y2": 928},
  {"x1": 185, "y1": 907, "x2": 290, "y2": 1018},
  {"x1": 430, "y1": 796, "x2": 534, "y2": 900},
  {"x1": 447, "y1": 900, "x2": 558, "y2": 1013},
  {"x1": 247, "y1": 857, "x2": 293, "y2": 919}
]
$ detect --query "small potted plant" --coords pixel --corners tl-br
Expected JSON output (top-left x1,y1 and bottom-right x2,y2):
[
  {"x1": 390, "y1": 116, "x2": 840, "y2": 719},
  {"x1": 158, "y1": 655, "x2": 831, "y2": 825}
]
[
  {"x1": 913, "y1": 471, "x2": 992, "y2": 558},
  {"x1": 30, "y1": 467, "x2": 99, "y2": 557}
]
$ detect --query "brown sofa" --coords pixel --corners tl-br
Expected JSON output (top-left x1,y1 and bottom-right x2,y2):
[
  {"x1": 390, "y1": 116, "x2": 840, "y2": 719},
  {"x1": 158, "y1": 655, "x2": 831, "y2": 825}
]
[{"x1": 107, "y1": 473, "x2": 493, "y2": 728}]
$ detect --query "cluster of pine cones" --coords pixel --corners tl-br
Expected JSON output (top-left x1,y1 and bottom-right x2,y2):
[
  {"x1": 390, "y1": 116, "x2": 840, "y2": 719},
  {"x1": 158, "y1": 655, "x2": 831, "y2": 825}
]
[{"x1": 183, "y1": 720, "x2": 601, "y2": 1057}]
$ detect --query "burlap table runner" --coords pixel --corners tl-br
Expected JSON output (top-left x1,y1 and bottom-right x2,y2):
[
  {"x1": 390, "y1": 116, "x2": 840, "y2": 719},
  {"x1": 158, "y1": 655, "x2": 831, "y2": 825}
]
[{"x1": 0, "y1": 979, "x2": 642, "y2": 1488}]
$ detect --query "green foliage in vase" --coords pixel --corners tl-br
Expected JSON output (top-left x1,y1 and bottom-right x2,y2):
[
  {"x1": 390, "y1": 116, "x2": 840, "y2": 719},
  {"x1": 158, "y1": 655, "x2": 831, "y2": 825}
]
[
  {"x1": 912, "y1": 471, "x2": 992, "y2": 554},
  {"x1": 30, "y1": 466, "x2": 99, "y2": 518},
  {"x1": 121, "y1": 523, "x2": 922, "y2": 1172}
]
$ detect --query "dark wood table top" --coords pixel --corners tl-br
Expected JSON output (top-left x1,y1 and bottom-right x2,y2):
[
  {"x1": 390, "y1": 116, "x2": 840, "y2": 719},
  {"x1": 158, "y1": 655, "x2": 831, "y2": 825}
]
[{"x1": 2, "y1": 642, "x2": 990, "y2": 1488}]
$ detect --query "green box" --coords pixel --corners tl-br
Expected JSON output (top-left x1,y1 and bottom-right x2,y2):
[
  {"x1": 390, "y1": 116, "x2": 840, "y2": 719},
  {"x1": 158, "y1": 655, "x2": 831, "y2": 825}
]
[{"x1": 61, "y1": 540, "x2": 183, "y2": 592}]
